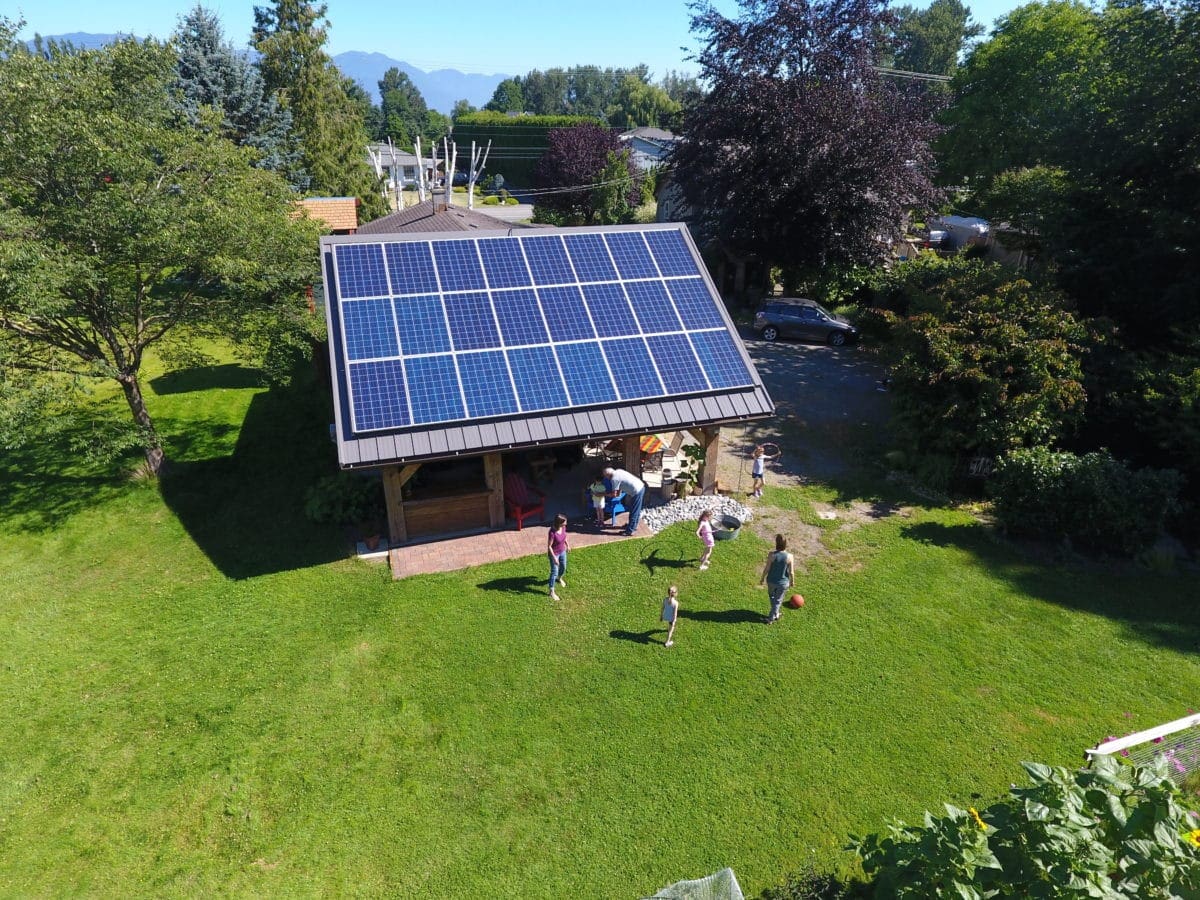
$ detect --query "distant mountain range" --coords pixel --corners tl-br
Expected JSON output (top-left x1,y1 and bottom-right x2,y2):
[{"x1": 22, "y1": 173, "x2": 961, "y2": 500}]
[{"x1": 26, "y1": 34, "x2": 507, "y2": 113}]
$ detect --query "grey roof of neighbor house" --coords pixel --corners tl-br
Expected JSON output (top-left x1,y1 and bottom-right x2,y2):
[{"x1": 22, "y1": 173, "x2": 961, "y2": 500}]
[
  {"x1": 320, "y1": 223, "x2": 774, "y2": 469},
  {"x1": 620, "y1": 127, "x2": 677, "y2": 144},
  {"x1": 357, "y1": 199, "x2": 544, "y2": 235}
]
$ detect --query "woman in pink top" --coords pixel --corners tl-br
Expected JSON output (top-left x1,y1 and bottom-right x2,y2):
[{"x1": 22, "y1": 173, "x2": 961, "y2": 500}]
[
  {"x1": 547, "y1": 513, "x2": 569, "y2": 600},
  {"x1": 696, "y1": 509, "x2": 715, "y2": 570}
]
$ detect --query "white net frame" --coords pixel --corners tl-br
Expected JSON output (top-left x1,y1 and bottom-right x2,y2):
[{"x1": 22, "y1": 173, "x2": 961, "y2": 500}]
[{"x1": 1087, "y1": 712, "x2": 1200, "y2": 785}]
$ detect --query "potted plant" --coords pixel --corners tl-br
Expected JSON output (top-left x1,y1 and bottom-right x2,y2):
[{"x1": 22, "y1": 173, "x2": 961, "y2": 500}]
[{"x1": 680, "y1": 444, "x2": 707, "y2": 495}]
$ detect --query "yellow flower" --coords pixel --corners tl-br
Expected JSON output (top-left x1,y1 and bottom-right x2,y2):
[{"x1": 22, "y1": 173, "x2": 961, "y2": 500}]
[
  {"x1": 1185, "y1": 828, "x2": 1200, "y2": 848},
  {"x1": 969, "y1": 807, "x2": 988, "y2": 831}
]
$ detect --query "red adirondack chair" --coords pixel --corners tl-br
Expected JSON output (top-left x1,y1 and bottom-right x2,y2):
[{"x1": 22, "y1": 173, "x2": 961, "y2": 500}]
[{"x1": 503, "y1": 471, "x2": 546, "y2": 530}]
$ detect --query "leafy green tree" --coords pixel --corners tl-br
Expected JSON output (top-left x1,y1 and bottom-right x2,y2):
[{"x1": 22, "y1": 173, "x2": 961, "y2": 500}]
[
  {"x1": 173, "y1": 5, "x2": 304, "y2": 187},
  {"x1": 451, "y1": 98, "x2": 476, "y2": 119},
  {"x1": 606, "y1": 75, "x2": 680, "y2": 128},
  {"x1": 252, "y1": 0, "x2": 385, "y2": 219},
  {"x1": 484, "y1": 76, "x2": 524, "y2": 113},
  {"x1": 378, "y1": 66, "x2": 426, "y2": 145},
  {"x1": 890, "y1": 0, "x2": 983, "y2": 77},
  {"x1": 0, "y1": 34, "x2": 321, "y2": 474},
  {"x1": 591, "y1": 150, "x2": 640, "y2": 224},
  {"x1": 883, "y1": 256, "x2": 1087, "y2": 464}
]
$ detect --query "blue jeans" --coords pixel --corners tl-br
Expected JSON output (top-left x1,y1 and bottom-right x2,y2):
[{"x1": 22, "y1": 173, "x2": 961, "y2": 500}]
[
  {"x1": 623, "y1": 487, "x2": 646, "y2": 535},
  {"x1": 549, "y1": 551, "x2": 567, "y2": 591},
  {"x1": 768, "y1": 583, "x2": 788, "y2": 620}
]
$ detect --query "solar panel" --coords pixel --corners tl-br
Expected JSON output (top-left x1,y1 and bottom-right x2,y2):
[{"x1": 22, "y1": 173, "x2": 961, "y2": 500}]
[{"x1": 328, "y1": 226, "x2": 758, "y2": 434}]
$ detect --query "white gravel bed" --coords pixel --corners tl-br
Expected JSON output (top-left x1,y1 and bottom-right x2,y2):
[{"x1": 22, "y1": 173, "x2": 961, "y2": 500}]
[{"x1": 640, "y1": 494, "x2": 753, "y2": 535}]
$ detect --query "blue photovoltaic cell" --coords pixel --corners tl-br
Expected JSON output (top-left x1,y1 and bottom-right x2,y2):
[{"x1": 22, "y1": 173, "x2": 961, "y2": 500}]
[
  {"x1": 667, "y1": 278, "x2": 726, "y2": 329},
  {"x1": 478, "y1": 238, "x2": 531, "y2": 288},
  {"x1": 690, "y1": 330, "x2": 753, "y2": 389},
  {"x1": 432, "y1": 240, "x2": 486, "y2": 291},
  {"x1": 403, "y1": 355, "x2": 465, "y2": 424},
  {"x1": 564, "y1": 233, "x2": 618, "y2": 282},
  {"x1": 624, "y1": 280, "x2": 683, "y2": 333},
  {"x1": 334, "y1": 227, "x2": 760, "y2": 435},
  {"x1": 458, "y1": 351, "x2": 520, "y2": 418},
  {"x1": 341, "y1": 299, "x2": 398, "y2": 361},
  {"x1": 335, "y1": 243, "x2": 390, "y2": 298},
  {"x1": 444, "y1": 292, "x2": 501, "y2": 351},
  {"x1": 537, "y1": 286, "x2": 595, "y2": 342},
  {"x1": 523, "y1": 235, "x2": 575, "y2": 285},
  {"x1": 555, "y1": 342, "x2": 617, "y2": 406},
  {"x1": 644, "y1": 228, "x2": 699, "y2": 277},
  {"x1": 394, "y1": 295, "x2": 451, "y2": 356},
  {"x1": 349, "y1": 359, "x2": 410, "y2": 430},
  {"x1": 646, "y1": 334, "x2": 710, "y2": 394},
  {"x1": 582, "y1": 283, "x2": 640, "y2": 337},
  {"x1": 604, "y1": 231, "x2": 658, "y2": 279},
  {"x1": 385, "y1": 242, "x2": 439, "y2": 295},
  {"x1": 508, "y1": 346, "x2": 569, "y2": 411},
  {"x1": 602, "y1": 338, "x2": 664, "y2": 400},
  {"x1": 492, "y1": 288, "x2": 548, "y2": 346}
]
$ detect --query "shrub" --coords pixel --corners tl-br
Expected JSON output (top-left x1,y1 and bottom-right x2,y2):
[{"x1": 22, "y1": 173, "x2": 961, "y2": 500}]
[
  {"x1": 850, "y1": 756, "x2": 1200, "y2": 898},
  {"x1": 452, "y1": 185, "x2": 466, "y2": 193},
  {"x1": 504, "y1": 196, "x2": 519, "y2": 205},
  {"x1": 303, "y1": 473, "x2": 385, "y2": 525},
  {"x1": 761, "y1": 867, "x2": 863, "y2": 899},
  {"x1": 481, "y1": 195, "x2": 500, "y2": 206},
  {"x1": 991, "y1": 447, "x2": 1181, "y2": 556}
]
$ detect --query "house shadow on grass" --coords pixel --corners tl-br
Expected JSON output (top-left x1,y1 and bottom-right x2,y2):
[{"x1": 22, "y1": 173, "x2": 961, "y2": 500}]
[
  {"x1": 159, "y1": 368, "x2": 345, "y2": 579},
  {"x1": 901, "y1": 521, "x2": 1200, "y2": 656}
]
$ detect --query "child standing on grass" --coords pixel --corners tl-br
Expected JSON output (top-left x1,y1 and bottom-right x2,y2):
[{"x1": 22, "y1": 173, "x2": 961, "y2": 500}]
[
  {"x1": 547, "y1": 514, "x2": 569, "y2": 601},
  {"x1": 696, "y1": 509, "x2": 715, "y2": 570},
  {"x1": 750, "y1": 444, "x2": 780, "y2": 498},
  {"x1": 660, "y1": 585, "x2": 679, "y2": 647}
]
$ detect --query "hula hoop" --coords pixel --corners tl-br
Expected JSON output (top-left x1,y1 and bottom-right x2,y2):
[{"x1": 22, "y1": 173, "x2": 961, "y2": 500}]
[{"x1": 758, "y1": 442, "x2": 782, "y2": 459}]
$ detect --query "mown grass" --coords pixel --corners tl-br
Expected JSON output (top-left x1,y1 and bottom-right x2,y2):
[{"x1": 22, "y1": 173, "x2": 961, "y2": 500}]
[{"x1": 2, "y1": 354, "x2": 1199, "y2": 897}]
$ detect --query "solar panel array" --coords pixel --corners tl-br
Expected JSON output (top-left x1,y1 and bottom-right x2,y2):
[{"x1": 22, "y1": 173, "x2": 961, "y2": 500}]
[{"x1": 331, "y1": 227, "x2": 754, "y2": 433}]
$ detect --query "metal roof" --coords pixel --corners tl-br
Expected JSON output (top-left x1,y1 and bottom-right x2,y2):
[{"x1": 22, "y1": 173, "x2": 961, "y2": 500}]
[
  {"x1": 320, "y1": 223, "x2": 774, "y2": 469},
  {"x1": 357, "y1": 199, "x2": 544, "y2": 235}
]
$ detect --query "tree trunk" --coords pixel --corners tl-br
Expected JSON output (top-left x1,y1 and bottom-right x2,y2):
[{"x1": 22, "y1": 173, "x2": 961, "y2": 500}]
[{"x1": 118, "y1": 372, "x2": 165, "y2": 475}]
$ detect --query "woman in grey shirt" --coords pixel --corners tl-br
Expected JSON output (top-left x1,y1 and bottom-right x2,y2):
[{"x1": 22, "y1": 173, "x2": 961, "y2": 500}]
[{"x1": 758, "y1": 534, "x2": 794, "y2": 624}]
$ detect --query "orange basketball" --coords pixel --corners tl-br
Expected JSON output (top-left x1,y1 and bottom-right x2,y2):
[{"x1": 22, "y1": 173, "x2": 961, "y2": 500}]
[{"x1": 788, "y1": 594, "x2": 805, "y2": 609}]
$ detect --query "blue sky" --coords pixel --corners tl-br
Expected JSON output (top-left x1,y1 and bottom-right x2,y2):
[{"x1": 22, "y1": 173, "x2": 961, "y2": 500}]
[{"x1": 14, "y1": 0, "x2": 1023, "y2": 77}]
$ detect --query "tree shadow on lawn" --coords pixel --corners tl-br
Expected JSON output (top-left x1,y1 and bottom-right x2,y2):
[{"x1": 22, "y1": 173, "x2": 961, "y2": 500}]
[
  {"x1": 149, "y1": 364, "x2": 262, "y2": 395},
  {"x1": 159, "y1": 371, "x2": 345, "y2": 579},
  {"x1": 902, "y1": 521, "x2": 1200, "y2": 656}
]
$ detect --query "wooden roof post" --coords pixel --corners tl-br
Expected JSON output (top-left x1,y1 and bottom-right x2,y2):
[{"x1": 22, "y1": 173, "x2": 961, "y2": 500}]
[
  {"x1": 701, "y1": 427, "x2": 721, "y2": 494},
  {"x1": 484, "y1": 453, "x2": 504, "y2": 527},
  {"x1": 382, "y1": 464, "x2": 420, "y2": 578},
  {"x1": 623, "y1": 435, "x2": 642, "y2": 478}
]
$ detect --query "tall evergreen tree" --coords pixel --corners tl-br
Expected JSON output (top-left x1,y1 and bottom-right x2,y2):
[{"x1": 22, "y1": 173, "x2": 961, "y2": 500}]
[
  {"x1": 173, "y1": 5, "x2": 305, "y2": 188},
  {"x1": 378, "y1": 67, "x2": 427, "y2": 146},
  {"x1": 890, "y1": 0, "x2": 983, "y2": 77},
  {"x1": 252, "y1": 0, "x2": 385, "y2": 218}
]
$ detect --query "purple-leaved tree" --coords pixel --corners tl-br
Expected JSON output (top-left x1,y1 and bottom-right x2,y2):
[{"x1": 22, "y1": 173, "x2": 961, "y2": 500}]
[
  {"x1": 674, "y1": 0, "x2": 944, "y2": 289},
  {"x1": 533, "y1": 124, "x2": 639, "y2": 225}
]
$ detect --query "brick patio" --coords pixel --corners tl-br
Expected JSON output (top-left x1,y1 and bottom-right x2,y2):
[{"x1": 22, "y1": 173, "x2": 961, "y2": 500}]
[{"x1": 386, "y1": 516, "x2": 646, "y2": 578}]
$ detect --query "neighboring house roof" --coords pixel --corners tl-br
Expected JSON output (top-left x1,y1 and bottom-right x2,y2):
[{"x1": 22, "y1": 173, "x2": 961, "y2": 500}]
[
  {"x1": 319, "y1": 223, "x2": 774, "y2": 469},
  {"x1": 620, "y1": 127, "x2": 676, "y2": 144},
  {"x1": 366, "y1": 143, "x2": 420, "y2": 167},
  {"x1": 297, "y1": 197, "x2": 359, "y2": 233},
  {"x1": 358, "y1": 199, "x2": 542, "y2": 234}
]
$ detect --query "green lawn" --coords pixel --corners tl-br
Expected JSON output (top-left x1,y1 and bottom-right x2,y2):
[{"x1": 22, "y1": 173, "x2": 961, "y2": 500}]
[{"x1": 3, "y1": 358, "x2": 1199, "y2": 897}]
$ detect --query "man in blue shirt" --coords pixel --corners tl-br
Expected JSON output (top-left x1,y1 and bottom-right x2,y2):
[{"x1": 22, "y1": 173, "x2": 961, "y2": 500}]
[{"x1": 604, "y1": 466, "x2": 646, "y2": 536}]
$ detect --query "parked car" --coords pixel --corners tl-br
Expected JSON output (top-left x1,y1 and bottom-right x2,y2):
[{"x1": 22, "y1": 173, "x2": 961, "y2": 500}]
[{"x1": 752, "y1": 298, "x2": 859, "y2": 346}]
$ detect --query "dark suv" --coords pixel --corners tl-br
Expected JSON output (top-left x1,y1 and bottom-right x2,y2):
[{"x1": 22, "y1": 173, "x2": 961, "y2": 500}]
[{"x1": 753, "y1": 298, "x2": 858, "y2": 346}]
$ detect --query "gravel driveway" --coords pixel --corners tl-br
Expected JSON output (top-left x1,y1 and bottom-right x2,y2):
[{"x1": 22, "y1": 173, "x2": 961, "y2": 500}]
[{"x1": 714, "y1": 336, "x2": 892, "y2": 493}]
